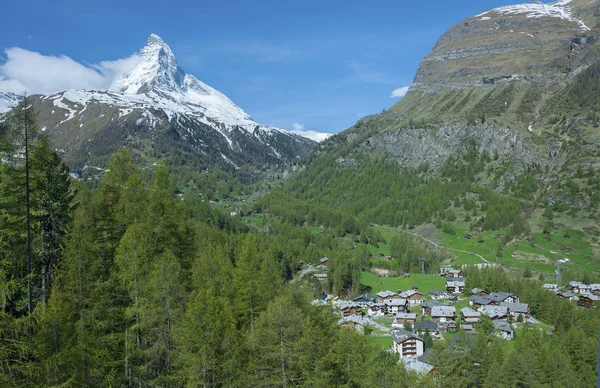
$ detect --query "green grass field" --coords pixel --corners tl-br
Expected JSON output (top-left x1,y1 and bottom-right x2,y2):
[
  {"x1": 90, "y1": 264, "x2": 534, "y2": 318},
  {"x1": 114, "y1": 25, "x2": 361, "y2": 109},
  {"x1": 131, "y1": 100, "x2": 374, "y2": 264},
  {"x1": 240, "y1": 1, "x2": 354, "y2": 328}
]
[
  {"x1": 367, "y1": 336, "x2": 393, "y2": 350},
  {"x1": 361, "y1": 272, "x2": 446, "y2": 294}
]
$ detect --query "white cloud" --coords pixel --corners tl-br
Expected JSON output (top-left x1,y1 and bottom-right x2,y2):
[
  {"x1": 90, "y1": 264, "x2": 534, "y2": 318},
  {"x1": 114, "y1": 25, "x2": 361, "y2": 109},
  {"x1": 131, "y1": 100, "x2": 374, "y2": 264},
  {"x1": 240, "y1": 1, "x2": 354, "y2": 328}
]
[
  {"x1": 0, "y1": 47, "x2": 140, "y2": 95},
  {"x1": 289, "y1": 122, "x2": 331, "y2": 142},
  {"x1": 390, "y1": 86, "x2": 410, "y2": 98}
]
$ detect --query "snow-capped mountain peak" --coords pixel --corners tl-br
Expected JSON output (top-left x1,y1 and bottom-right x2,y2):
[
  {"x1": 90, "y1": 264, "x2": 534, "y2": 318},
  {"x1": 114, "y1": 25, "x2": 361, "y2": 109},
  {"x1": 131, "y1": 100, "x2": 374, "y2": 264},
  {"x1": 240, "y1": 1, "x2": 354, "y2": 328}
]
[
  {"x1": 112, "y1": 33, "x2": 182, "y2": 94},
  {"x1": 109, "y1": 34, "x2": 256, "y2": 128}
]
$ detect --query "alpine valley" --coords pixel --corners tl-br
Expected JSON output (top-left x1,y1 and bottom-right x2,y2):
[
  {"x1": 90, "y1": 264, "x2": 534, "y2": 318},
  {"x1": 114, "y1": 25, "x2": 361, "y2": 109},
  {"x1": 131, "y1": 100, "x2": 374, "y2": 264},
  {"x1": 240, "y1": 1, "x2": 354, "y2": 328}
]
[{"x1": 3, "y1": 1, "x2": 600, "y2": 387}]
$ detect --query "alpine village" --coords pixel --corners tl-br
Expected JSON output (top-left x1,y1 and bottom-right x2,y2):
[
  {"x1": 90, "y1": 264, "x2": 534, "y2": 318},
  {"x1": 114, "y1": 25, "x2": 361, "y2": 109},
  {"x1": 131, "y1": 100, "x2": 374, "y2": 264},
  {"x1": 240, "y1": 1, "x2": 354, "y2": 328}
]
[{"x1": 2, "y1": 0, "x2": 600, "y2": 387}]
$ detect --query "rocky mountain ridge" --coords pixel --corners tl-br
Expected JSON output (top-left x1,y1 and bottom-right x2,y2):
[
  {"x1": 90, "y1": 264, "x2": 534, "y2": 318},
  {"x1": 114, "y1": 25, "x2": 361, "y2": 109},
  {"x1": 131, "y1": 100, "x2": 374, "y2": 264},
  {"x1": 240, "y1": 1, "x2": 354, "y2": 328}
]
[{"x1": 1, "y1": 34, "x2": 316, "y2": 170}]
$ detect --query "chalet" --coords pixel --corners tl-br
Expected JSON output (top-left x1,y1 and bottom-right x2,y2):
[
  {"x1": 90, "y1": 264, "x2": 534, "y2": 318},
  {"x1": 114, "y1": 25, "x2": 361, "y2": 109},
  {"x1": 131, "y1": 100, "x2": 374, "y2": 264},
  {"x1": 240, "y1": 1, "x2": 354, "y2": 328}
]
[
  {"x1": 352, "y1": 294, "x2": 376, "y2": 306},
  {"x1": 366, "y1": 302, "x2": 386, "y2": 317},
  {"x1": 422, "y1": 301, "x2": 447, "y2": 316},
  {"x1": 338, "y1": 315, "x2": 370, "y2": 333},
  {"x1": 414, "y1": 320, "x2": 438, "y2": 335},
  {"x1": 555, "y1": 290, "x2": 578, "y2": 301},
  {"x1": 493, "y1": 320, "x2": 514, "y2": 340},
  {"x1": 431, "y1": 306, "x2": 456, "y2": 323},
  {"x1": 439, "y1": 267, "x2": 453, "y2": 277},
  {"x1": 429, "y1": 290, "x2": 449, "y2": 300},
  {"x1": 460, "y1": 307, "x2": 481, "y2": 323},
  {"x1": 446, "y1": 278, "x2": 465, "y2": 293},
  {"x1": 391, "y1": 330, "x2": 425, "y2": 359},
  {"x1": 577, "y1": 295, "x2": 600, "y2": 308},
  {"x1": 542, "y1": 284, "x2": 558, "y2": 291},
  {"x1": 482, "y1": 305, "x2": 509, "y2": 320},
  {"x1": 400, "y1": 290, "x2": 424, "y2": 306},
  {"x1": 319, "y1": 257, "x2": 329, "y2": 269},
  {"x1": 487, "y1": 291, "x2": 519, "y2": 304},
  {"x1": 337, "y1": 302, "x2": 363, "y2": 317},
  {"x1": 448, "y1": 295, "x2": 458, "y2": 304},
  {"x1": 500, "y1": 302, "x2": 530, "y2": 320},
  {"x1": 462, "y1": 324, "x2": 475, "y2": 333},
  {"x1": 448, "y1": 269, "x2": 462, "y2": 278},
  {"x1": 376, "y1": 290, "x2": 399, "y2": 303},
  {"x1": 384, "y1": 298, "x2": 409, "y2": 315},
  {"x1": 437, "y1": 321, "x2": 458, "y2": 333},
  {"x1": 402, "y1": 358, "x2": 435, "y2": 375},
  {"x1": 469, "y1": 295, "x2": 494, "y2": 311},
  {"x1": 579, "y1": 284, "x2": 592, "y2": 295},
  {"x1": 591, "y1": 284, "x2": 600, "y2": 296},
  {"x1": 392, "y1": 313, "x2": 417, "y2": 329},
  {"x1": 412, "y1": 284, "x2": 419, "y2": 291},
  {"x1": 569, "y1": 281, "x2": 592, "y2": 295}
]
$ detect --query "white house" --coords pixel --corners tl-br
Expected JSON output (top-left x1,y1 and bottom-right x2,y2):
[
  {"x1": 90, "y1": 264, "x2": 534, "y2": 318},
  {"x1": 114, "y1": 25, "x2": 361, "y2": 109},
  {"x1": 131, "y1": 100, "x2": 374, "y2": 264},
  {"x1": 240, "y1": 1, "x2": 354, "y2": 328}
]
[
  {"x1": 431, "y1": 306, "x2": 456, "y2": 323},
  {"x1": 391, "y1": 330, "x2": 425, "y2": 359}
]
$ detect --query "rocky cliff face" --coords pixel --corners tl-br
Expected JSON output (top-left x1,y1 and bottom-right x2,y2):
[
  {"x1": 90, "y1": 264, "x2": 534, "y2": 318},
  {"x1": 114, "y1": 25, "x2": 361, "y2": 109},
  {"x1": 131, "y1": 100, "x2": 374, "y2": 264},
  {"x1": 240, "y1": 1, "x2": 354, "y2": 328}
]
[
  {"x1": 412, "y1": 0, "x2": 599, "y2": 95},
  {"x1": 318, "y1": 0, "x2": 600, "y2": 191}
]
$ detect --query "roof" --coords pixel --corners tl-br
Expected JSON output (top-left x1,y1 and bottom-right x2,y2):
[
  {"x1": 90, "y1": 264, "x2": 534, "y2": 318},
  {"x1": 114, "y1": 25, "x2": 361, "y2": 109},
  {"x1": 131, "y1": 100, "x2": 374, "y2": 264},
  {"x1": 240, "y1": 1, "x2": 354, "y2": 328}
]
[
  {"x1": 429, "y1": 290, "x2": 447, "y2": 296},
  {"x1": 384, "y1": 298, "x2": 408, "y2": 306},
  {"x1": 400, "y1": 290, "x2": 422, "y2": 298},
  {"x1": 320, "y1": 257, "x2": 329, "y2": 263},
  {"x1": 392, "y1": 330, "x2": 424, "y2": 345},
  {"x1": 414, "y1": 320, "x2": 438, "y2": 332},
  {"x1": 353, "y1": 293, "x2": 376, "y2": 303},
  {"x1": 542, "y1": 284, "x2": 558, "y2": 289},
  {"x1": 445, "y1": 276, "x2": 465, "y2": 282},
  {"x1": 431, "y1": 306, "x2": 455, "y2": 317},
  {"x1": 590, "y1": 284, "x2": 600, "y2": 290},
  {"x1": 487, "y1": 292, "x2": 514, "y2": 303},
  {"x1": 395, "y1": 313, "x2": 417, "y2": 320},
  {"x1": 422, "y1": 301, "x2": 448, "y2": 308},
  {"x1": 469, "y1": 295, "x2": 493, "y2": 305},
  {"x1": 500, "y1": 302, "x2": 529, "y2": 314},
  {"x1": 337, "y1": 301, "x2": 362, "y2": 310},
  {"x1": 339, "y1": 315, "x2": 371, "y2": 326},
  {"x1": 493, "y1": 320, "x2": 514, "y2": 334},
  {"x1": 461, "y1": 307, "x2": 481, "y2": 318},
  {"x1": 462, "y1": 324, "x2": 474, "y2": 331},
  {"x1": 402, "y1": 358, "x2": 434, "y2": 374},
  {"x1": 377, "y1": 290, "x2": 398, "y2": 298},
  {"x1": 555, "y1": 290, "x2": 576, "y2": 298},
  {"x1": 446, "y1": 279, "x2": 466, "y2": 287},
  {"x1": 483, "y1": 305, "x2": 509, "y2": 319}
]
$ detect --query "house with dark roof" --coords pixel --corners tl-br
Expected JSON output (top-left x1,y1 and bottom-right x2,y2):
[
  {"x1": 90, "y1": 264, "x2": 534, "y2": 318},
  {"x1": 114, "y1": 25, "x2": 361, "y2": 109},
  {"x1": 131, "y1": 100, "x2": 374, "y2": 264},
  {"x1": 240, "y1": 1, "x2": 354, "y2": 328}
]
[
  {"x1": 446, "y1": 278, "x2": 465, "y2": 293},
  {"x1": 460, "y1": 307, "x2": 481, "y2": 323},
  {"x1": 422, "y1": 301, "x2": 447, "y2": 316},
  {"x1": 414, "y1": 320, "x2": 438, "y2": 335},
  {"x1": 366, "y1": 302, "x2": 386, "y2": 317},
  {"x1": 384, "y1": 298, "x2": 409, "y2": 315},
  {"x1": 402, "y1": 358, "x2": 435, "y2": 375},
  {"x1": 487, "y1": 292, "x2": 519, "y2": 304},
  {"x1": 577, "y1": 295, "x2": 600, "y2": 308},
  {"x1": 376, "y1": 290, "x2": 399, "y2": 303},
  {"x1": 391, "y1": 330, "x2": 425, "y2": 359},
  {"x1": 352, "y1": 294, "x2": 376, "y2": 306},
  {"x1": 469, "y1": 295, "x2": 494, "y2": 311},
  {"x1": 319, "y1": 257, "x2": 329, "y2": 269},
  {"x1": 337, "y1": 302, "x2": 363, "y2": 317},
  {"x1": 392, "y1": 313, "x2": 417, "y2": 329},
  {"x1": 400, "y1": 290, "x2": 424, "y2": 306},
  {"x1": 482, "y1": 305, "x2": 509, "y2": 320},
  {"x1": 555, "y1": 289, "x2": 578, "y2": 301},
  {"x1": 500, "y1": 302, "x2": 530, "y2": 320},
  {"x1": 493, "y1": 320, "x2": 514, "y2": 340},
  {"x1": 431, "y1": 306, "x2": 456, "y2": 323}
]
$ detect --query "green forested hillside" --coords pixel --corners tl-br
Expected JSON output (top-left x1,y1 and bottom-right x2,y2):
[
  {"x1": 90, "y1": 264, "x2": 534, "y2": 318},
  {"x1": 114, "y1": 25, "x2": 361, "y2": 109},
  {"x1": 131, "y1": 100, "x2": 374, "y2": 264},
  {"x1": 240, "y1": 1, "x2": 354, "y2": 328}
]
[{"x1": 0, "y1": 102, "x2": 424, "y2": 387}]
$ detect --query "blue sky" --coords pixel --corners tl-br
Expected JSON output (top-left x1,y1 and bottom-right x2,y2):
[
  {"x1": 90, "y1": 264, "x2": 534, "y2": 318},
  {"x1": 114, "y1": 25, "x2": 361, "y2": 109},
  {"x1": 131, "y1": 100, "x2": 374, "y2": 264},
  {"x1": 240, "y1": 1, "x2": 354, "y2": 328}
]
[{"x1": 0, "y1": 0, "x2": 521, "y2": 137}]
